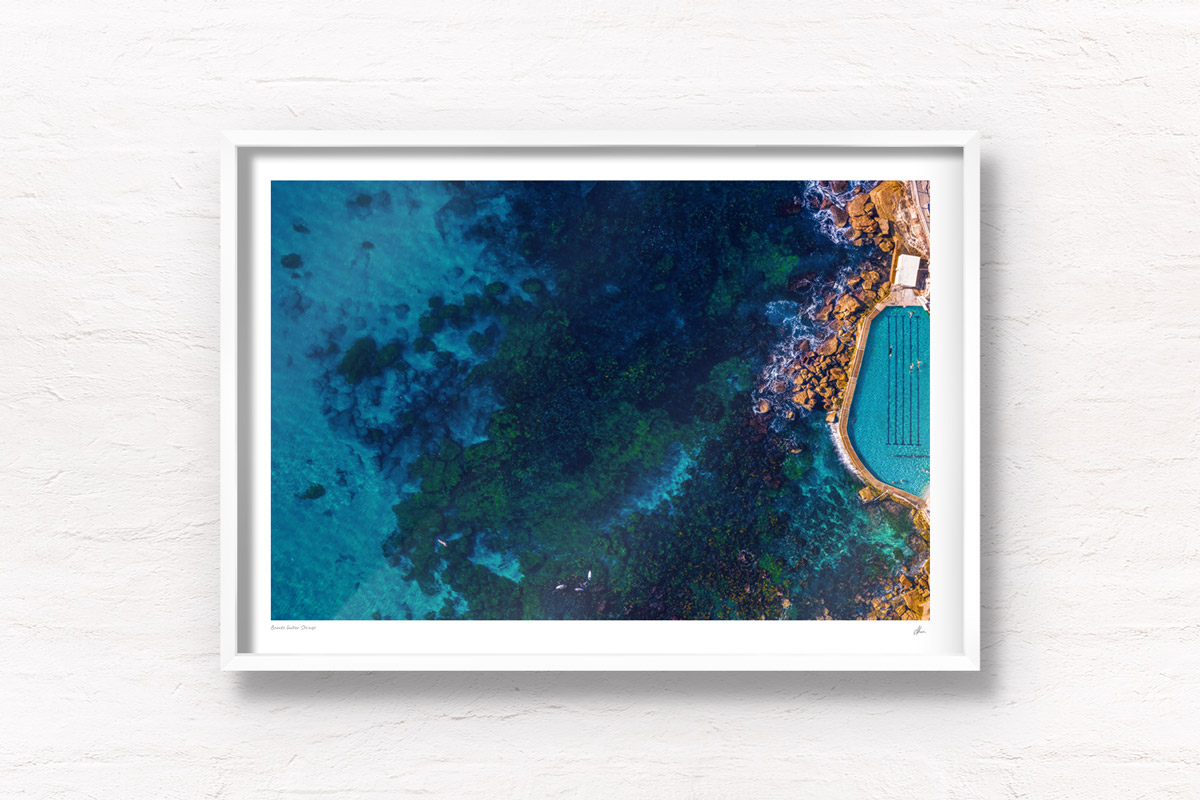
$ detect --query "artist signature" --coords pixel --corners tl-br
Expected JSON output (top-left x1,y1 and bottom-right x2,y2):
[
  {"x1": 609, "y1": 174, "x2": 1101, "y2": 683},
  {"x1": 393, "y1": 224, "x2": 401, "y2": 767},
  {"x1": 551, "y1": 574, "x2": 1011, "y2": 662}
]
[{"x1": 913, "y1": 625, "x2": 927, "y2": 636}]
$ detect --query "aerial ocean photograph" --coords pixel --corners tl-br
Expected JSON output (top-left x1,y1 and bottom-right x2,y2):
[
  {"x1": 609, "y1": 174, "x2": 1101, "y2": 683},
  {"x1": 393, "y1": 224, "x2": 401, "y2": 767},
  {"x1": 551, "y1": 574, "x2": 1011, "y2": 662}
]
[{"x1": 270, "y1": 178, "x2": 932, "y2": 621}]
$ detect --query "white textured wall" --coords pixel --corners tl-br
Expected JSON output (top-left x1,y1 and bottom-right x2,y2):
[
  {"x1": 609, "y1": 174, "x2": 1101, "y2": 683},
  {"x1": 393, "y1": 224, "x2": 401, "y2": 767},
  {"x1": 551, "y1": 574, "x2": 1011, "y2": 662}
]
[{"x1": 3, "y1": 2, "x2": 1198, "y2": 797}]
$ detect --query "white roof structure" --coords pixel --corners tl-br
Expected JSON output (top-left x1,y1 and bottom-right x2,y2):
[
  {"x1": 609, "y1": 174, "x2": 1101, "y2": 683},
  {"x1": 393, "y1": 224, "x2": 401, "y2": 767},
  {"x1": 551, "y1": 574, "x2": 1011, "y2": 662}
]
[{"x1": 896, "y1": 254, "x2": 922, "y2": 288}]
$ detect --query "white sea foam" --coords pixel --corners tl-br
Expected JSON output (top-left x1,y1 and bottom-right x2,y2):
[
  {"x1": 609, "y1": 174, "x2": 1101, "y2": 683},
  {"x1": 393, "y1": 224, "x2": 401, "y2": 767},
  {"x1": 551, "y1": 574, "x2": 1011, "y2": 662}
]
[
  {"x1": 827, "y1": 420, "x2": 858, "y2": 474},
  {"x1": 802, "y1": 180, "x2": 880, "y2": 245}
]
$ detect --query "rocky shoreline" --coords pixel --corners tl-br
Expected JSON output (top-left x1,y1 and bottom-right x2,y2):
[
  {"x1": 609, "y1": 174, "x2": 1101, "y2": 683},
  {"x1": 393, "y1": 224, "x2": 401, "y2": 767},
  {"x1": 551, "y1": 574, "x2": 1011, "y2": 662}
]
[
  {"x1": 861, "y1": 508, "x2": 929, "y2": 621},
  {"x1": 810, "y1": 179, "x2": 930, "y2": 260},
  {"x1": 785, "y1": 265, "x2": 890, "y2": 417},
  {"x1": 779, "y1": 180, "x2": 932, "y2": 620},
  {"x1": 761, "y1": 180, "x2": 930, "y2": 422}
]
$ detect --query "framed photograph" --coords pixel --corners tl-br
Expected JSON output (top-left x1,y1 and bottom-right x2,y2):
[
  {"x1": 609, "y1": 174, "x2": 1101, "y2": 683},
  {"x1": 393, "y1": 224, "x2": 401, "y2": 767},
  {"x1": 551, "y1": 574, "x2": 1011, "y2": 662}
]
[{"x1": 221, "y1": 131, "x2": 979, "y2": 670}]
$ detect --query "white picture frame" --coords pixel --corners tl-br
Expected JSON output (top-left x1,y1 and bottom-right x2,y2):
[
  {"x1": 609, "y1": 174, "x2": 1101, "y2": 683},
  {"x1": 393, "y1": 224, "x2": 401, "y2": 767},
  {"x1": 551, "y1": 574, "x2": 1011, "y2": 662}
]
[{"x1": 221, "y1": 131, "x2": 980, "y2": 671}]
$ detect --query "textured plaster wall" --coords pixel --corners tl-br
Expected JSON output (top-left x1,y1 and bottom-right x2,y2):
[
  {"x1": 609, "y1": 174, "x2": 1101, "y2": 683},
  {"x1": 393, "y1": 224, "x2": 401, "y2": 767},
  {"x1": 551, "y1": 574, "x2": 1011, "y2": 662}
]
[{"x1": 3, "y1": 2, "x2": 1198, "y2": 797}]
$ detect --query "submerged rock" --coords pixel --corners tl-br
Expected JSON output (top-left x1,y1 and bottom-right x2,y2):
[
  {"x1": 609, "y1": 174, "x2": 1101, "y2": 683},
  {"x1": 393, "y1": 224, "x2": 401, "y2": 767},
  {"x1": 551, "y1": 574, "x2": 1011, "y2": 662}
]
[
  {"x1": 281, "y1": 288, "x2": 312, "y2": 320},
  {"x1": 337, "y1": 337, "x2": 380, "y2": 384},
  {"x1": 418, "y1": 314, "x2": 444, "y2": 335},
  {"x1": 296, "y1": 483, "x2": 326, "y2": 500}
]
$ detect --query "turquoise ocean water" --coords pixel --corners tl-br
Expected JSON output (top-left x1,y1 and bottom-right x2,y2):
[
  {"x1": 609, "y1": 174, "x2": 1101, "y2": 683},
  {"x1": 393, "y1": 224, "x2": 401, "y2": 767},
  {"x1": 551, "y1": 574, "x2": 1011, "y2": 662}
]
[
  {"x1": 269, "y1": 181, "x2": 518, "y2": 619},
  {"x1": 270, "y1": 180, "x2": 922, "y2": 620}
]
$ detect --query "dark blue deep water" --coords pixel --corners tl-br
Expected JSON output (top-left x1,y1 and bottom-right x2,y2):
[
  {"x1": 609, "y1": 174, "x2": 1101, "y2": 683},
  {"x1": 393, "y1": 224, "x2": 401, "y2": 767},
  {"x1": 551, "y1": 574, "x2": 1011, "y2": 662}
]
[{"x1": 271, "y1": 181, "x2": 917, "y2": 620}]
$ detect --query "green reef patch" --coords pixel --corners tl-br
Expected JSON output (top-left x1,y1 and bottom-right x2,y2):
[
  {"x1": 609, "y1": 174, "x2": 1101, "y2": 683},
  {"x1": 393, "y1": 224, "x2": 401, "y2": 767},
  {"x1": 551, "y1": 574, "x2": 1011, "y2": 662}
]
[{"x1": 273, "y1": 180, "x2": 920, "y2": 621}]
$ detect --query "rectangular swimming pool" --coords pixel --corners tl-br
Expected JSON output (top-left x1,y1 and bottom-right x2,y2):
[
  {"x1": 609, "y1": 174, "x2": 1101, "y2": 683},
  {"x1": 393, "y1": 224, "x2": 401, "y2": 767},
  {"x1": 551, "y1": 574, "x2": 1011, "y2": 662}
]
[{"x1": 846, "y1": 306, "x2": 930, "y2": 497}]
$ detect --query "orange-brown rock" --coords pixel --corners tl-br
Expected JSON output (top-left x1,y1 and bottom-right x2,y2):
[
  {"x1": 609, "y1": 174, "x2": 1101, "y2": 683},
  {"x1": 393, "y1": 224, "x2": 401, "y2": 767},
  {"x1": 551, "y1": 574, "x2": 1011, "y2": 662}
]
[
  {"x1": 791, "y1": 390, "x2": 816, "y2": 410},
  {"x1": 828, "y1": 203, "x2": 848, "y2": 227},
  {"x1": 903, "y1": 589, "x2": 924, "y2": 612},
  {"x1": 850, "y1": 215, "x2": 878, "y2": 236},
  {"x1": 816, "y1": 337, "x2": 841, "y2": 356},
  {"x1": 868, "y1": 180, "x2": 907, "y2": 223},
  {"x1": 846, "y1": 193, "x2": 871, "y2": 218},
  {"x1": 833, "y1": 294, "x2": 863, "y2": 318}
]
